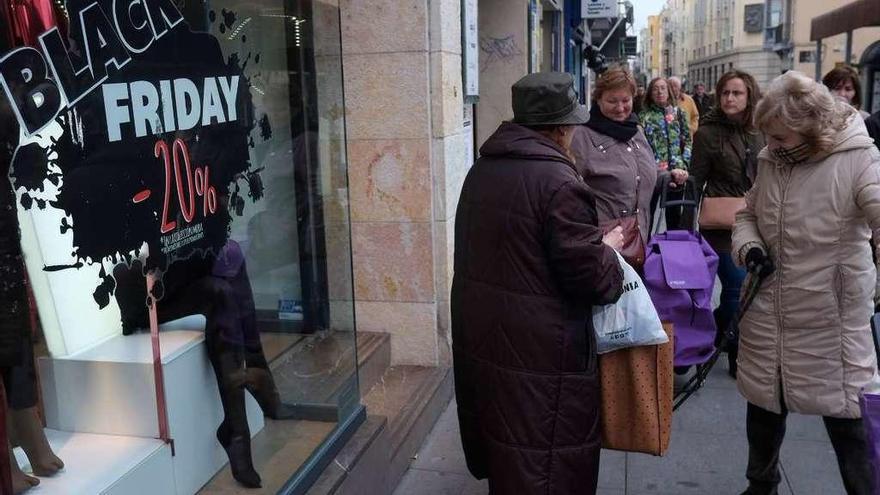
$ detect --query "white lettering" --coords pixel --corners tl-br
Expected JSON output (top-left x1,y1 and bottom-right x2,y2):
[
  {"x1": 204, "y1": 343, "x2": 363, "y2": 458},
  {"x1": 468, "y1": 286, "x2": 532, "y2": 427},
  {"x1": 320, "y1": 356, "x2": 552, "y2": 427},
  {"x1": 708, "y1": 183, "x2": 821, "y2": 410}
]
[
  {"x1": 217, "y1": 75, "x2": 239, "y2": 121},
  {"x1": 173, "y1": 78, "x2": 200, "y2": 131},
  {"x1": 159, "y1": 79, "x2": 175, "y2": 132},
  {"x1": 201, "y1": 77, "x2": 225, "y2": 126},
  {"x1": 129, "y1": 80, "x2": 160, "y2": 137},
  {"x1": 102, "y1": 82, "x2": 131, "y2": 142}
]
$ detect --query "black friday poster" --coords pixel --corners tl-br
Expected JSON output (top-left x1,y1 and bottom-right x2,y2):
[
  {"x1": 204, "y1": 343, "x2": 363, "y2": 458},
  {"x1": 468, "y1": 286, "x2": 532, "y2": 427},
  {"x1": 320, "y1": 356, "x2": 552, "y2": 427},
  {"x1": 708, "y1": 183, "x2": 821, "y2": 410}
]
[{"x1": 3, "y1": 0, "x2": 268, "y2": 355}]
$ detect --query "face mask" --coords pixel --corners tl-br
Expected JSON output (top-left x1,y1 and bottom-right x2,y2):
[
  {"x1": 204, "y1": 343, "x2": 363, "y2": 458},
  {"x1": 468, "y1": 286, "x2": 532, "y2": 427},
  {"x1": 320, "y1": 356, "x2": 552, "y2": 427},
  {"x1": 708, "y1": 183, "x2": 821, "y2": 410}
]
[{"x1": 771, "y1": 142, "x2": 811, "y2": 165}]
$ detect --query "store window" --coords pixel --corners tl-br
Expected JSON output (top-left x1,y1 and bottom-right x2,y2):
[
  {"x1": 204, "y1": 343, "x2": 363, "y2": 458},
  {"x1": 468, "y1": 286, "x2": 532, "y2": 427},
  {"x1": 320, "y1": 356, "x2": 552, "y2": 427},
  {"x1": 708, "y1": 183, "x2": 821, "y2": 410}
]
[{"x1": 0, "y1": 0, "x2": 359, "y2": 493}]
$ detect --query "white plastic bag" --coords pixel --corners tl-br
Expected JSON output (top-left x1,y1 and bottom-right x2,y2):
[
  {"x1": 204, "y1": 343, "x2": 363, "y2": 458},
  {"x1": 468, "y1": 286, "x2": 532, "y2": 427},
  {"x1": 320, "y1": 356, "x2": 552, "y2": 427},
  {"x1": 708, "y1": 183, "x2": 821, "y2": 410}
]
[{"x1": 593, "y1": 252, "x2": 668, "y2": 354}]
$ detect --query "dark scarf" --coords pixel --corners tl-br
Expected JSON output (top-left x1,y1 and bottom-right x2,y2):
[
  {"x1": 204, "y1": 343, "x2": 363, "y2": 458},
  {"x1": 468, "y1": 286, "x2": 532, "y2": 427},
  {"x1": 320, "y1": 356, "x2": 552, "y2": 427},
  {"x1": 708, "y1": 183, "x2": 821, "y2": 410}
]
[{"x1": 585, "y1": 104, "x2": 639, "y2": 142}]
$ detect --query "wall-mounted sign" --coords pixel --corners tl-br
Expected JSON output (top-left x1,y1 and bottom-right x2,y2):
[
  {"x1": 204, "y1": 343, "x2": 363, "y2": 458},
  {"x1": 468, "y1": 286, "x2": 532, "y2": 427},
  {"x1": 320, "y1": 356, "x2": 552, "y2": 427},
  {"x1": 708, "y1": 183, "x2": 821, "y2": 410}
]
[
  {"x1": 744, "y1": 4, "x2": 765, "y2": 33},
  {"x1": 583, "y1": 0, "x2": 617, "y2": 19},
  {"x1": 462, "y1": 0, "x2": 479, "y2": 102}
]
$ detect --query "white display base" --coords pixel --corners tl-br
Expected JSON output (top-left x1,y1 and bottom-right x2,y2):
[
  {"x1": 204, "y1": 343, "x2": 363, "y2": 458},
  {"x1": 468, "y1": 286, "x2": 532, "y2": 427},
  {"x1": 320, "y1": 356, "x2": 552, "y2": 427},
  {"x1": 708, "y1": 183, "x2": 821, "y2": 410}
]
[
  {"x1": 12, "y1": 429, "x2": 174, "y2": 495},
  {"x1": 38, "y1": 317, "x2": 265, "y2": 494}
]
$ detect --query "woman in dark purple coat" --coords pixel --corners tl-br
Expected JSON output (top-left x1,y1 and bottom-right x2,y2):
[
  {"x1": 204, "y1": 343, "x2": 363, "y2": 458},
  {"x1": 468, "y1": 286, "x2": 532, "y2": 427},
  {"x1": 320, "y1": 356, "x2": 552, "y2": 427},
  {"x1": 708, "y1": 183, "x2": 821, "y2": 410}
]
[{"x1": 452, "y1": 72, "x2": 624, "y2": 495}]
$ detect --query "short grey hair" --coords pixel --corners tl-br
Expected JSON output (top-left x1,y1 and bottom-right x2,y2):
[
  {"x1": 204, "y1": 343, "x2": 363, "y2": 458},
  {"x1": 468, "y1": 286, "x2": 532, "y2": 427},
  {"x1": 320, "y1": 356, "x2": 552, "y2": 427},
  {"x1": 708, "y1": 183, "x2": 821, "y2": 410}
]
[{"x1": 755, "y1": 71, "x2": 855, "y2": 153}]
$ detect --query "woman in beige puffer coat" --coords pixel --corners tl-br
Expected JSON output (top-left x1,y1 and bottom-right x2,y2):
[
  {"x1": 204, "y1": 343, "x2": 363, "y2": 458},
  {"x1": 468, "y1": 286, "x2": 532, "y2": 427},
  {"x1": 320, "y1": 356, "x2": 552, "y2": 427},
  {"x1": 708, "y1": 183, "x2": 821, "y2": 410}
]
[{"x1": 732, "y1": 71, "x2": 880, "y2": 495}]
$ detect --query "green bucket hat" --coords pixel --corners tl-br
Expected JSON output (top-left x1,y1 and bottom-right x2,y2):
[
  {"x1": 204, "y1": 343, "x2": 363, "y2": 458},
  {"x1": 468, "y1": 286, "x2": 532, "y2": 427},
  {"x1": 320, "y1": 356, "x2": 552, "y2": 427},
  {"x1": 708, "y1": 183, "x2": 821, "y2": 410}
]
[{"x1": 511, "y1": 72, "x2": 589, "y2": 126}]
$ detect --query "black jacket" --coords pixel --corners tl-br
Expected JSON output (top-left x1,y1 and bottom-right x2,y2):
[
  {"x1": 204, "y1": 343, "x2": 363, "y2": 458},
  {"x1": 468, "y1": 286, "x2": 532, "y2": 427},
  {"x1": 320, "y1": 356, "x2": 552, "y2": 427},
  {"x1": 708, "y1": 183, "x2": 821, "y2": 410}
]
[
  {"x1": 451, "y1": 122, "x2": 623, "y2": 494},
  {"x1": 690, "y1": 109, "x2": 765, "y2": 252}
]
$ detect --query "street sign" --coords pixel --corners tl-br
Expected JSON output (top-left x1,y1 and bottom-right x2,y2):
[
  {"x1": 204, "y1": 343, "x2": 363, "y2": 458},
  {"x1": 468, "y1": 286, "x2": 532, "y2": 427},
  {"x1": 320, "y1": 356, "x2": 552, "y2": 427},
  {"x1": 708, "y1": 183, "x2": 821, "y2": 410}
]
[
  {"x1": 582, "y1": 0, "x2": 617, "y2": 19},
  {"x1": 621, "y1": 36, "x2": 638, "y2": 56}
]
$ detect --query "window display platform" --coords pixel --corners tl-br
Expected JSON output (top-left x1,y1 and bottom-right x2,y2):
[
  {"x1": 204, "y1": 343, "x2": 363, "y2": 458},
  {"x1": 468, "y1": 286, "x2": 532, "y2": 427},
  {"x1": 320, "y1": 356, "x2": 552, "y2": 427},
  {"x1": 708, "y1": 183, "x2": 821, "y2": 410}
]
[
  {"x1": 37, "y1": 318, "x2": 264, "y2": 494},
  {"x1": 12, "y1": 429, "x2": 174, "y2": 495}
]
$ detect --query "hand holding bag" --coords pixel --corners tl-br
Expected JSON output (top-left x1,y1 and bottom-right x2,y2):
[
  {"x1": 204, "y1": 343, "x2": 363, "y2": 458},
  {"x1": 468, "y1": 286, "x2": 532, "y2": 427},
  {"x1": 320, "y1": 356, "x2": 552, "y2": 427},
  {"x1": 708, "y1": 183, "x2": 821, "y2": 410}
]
[{"x1": 600, "y1": 215, "x2": 645, "y2": 270}]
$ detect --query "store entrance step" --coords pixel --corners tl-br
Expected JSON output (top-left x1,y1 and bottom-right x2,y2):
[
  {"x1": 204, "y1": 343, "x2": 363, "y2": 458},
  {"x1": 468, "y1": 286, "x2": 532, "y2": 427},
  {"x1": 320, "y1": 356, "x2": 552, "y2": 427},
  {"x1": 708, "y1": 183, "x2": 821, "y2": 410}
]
[
  {"x1": 12, "y1": 429, "x2": 174, "y2": 495},
  {"x1": 38, "y1": 321, "x2": 265, "y2": 495},
  {"x1": 306, "y1": 365, "x2": 453, "y2": 495}
]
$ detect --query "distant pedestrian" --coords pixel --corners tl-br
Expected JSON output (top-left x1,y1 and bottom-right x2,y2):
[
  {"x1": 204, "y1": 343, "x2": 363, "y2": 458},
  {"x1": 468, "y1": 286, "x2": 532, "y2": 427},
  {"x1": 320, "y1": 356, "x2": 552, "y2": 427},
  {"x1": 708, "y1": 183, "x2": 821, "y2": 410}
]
[
  {"x1": 451, "y1": 72, "x2": 624, "y2": 495},
  {"x1": 572, "y1": 65, "x2": 657, "y2": 270},
  {"x1": 669, "y1": 76, "x2": 700, "y2": 135},
  {"x1": 690, "y1": 70, "x2": 764, "y2": 377},
  {"x1": 639, "y1": 77, "x2": 693, "y2": 230},
  {"x1": 633, "y1": 84, "x2": 646, "y2": 114},
  {"x1": 867, "y1": 110, "x2": 880, "y2": 151},
  {"x1": 823, "y1": 65, "x2": 871, "y2": 119},
  {"x1": 733, "y1": 70, "x2": 880, "y2": 495},
  {"x1": 692, "y1": 82, "x2": 713, "y2": 117}
]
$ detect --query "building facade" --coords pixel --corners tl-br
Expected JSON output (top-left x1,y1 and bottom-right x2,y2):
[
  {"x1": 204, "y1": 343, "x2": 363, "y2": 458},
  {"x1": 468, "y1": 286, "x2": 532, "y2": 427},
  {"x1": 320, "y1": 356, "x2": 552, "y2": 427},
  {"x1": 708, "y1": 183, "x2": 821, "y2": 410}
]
[{"x1": 686, "y1": 0, "x2": 779, "y2": 90}]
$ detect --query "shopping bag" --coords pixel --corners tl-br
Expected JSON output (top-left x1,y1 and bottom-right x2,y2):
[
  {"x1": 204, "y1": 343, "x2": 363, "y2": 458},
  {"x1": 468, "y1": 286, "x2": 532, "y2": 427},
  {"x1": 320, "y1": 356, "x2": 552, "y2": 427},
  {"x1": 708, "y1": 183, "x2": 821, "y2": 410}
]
[
  {"x1": 593, "y1": 252, "x2": 668, "y2": 354},
  {"x1": 860, "y1": 392, "x2": 880, "y2": 490},
  {"x1": 600, "y1": 322, "x2": 674, "y2": 455}
]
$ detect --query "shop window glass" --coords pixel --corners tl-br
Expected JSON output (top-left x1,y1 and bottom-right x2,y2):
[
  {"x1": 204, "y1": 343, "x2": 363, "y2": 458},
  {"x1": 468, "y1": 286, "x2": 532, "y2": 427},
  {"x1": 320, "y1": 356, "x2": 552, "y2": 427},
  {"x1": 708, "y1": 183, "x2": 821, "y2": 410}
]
[{"x1": 0, "y1": 0, "x2": 358, "y2": 492}]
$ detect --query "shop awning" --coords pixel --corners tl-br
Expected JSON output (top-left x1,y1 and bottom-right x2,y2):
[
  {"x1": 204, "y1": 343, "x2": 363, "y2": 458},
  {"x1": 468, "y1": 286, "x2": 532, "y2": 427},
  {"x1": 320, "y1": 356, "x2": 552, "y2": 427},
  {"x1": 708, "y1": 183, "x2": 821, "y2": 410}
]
[{"x1": 811, "y1": 0, "x2": 880, "y2": 41}]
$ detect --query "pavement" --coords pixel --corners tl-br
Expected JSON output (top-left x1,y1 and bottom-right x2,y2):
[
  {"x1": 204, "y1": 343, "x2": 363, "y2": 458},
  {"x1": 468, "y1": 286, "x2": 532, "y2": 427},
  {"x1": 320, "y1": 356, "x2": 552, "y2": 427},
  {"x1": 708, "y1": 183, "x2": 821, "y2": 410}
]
[{"x1": 392, "y1": 358, "x2": 847, "y2": 495}]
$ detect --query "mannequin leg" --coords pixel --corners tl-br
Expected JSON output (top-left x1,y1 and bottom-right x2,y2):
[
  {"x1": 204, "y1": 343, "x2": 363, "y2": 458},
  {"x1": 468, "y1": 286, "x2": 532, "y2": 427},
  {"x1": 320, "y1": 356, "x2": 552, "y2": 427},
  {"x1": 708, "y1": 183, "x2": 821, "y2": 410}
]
[
  {"x1": 5, "y1": 342, "x2": 62, "y2": 477},
  {"x1": 8, "y1": 443, "x2": 39, "y2": 494},
  {"x1": 230, "y1": 265, "x2": 297, "y2": 420},
  {"x1": 206, "y1": 334, "x2": 260, "y2": 488},
  {"x1": 8, "y1": 407, "x2": 63, "y2": 476},
  {"x1": 164, "y1": 276, "x2": 261, "y2": 488}
]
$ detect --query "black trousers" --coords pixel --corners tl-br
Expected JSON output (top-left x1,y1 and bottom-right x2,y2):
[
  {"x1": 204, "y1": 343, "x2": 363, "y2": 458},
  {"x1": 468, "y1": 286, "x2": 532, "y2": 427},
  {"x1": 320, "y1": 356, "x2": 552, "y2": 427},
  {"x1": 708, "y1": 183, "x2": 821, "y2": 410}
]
[{"x1": 745, "y1": 401, "x2": 874, "y2": 495}]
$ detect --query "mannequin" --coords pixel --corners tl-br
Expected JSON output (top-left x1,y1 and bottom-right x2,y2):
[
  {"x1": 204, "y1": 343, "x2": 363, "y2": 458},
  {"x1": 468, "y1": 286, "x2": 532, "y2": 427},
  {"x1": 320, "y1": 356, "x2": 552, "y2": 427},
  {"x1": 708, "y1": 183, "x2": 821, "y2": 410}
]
[
  {"x1": 1, "y1": 83, "x2": 64, "y2": 495},
  {"x1": 114, "y1": 241, "x2": 297, "y2": 489}
]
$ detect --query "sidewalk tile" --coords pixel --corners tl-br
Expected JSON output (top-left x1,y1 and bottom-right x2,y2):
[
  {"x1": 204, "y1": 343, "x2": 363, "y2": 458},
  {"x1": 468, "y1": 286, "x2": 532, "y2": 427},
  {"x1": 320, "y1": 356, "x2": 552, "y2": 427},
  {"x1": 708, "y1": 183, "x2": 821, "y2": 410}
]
[
  {"x1": 392, "y1": 468, "x2": 488, "y2": 495},
  {"x1": 598, "y1": 450, "x2": 626, "y2": 489},
  {"x1": 672, "y1": 383, "x2": 747, "y2": 437},
  {"x1": 411, "y1": 400, "x2": 472, "y2": 475},
  {"x1": 780, "y1": 439, "x2": 846, "y2": 494},
  {"x1": 784, "y1": 412, "x2": 830, "y2": 443},
  {"x1": 626, "y1": 429, "x2": 749, "y2": 493}
]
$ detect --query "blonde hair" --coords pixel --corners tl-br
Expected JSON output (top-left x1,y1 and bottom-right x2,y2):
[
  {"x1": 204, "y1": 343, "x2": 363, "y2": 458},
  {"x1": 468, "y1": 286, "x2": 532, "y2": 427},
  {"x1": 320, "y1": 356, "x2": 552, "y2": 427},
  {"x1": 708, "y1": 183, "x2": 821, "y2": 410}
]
[{"x1": 755, "y1": 71, "x2": 855, "y2": 153}]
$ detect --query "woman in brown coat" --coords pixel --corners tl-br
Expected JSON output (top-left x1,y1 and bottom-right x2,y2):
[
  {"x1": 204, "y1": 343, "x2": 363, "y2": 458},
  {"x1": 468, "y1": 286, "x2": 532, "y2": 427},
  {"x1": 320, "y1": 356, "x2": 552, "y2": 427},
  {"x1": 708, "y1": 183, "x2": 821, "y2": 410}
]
[
  {"x1": 571, "y1": 66, "x2": 657, "y2": 269},
  {"x1": 690, "y1": 70, "x2": 764, "y2": 376},
  {"x1": 733, "y1": 71, "x2": 880, "y2": 495},
  {"x1": 452, "y1": 72, "x2": 624, "y2": 495}
]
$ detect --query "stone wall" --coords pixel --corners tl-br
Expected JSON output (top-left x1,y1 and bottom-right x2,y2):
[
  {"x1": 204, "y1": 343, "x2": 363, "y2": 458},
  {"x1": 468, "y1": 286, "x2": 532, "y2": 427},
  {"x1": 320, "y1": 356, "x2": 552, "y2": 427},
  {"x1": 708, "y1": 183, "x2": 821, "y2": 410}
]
[{"x1": 339, "y1": 0, "x2": 471, "y2": 366}]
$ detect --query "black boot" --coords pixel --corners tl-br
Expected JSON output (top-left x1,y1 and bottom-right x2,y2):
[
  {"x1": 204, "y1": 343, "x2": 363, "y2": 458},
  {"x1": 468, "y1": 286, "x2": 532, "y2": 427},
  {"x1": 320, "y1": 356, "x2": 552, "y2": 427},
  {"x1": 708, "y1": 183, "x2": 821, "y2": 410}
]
[
  {"x1": 243, "y1": 349, "x2": 298, "y2": 420},
  {"x1": 212, "y1": 352, "x2": 261, "y2": 489}
]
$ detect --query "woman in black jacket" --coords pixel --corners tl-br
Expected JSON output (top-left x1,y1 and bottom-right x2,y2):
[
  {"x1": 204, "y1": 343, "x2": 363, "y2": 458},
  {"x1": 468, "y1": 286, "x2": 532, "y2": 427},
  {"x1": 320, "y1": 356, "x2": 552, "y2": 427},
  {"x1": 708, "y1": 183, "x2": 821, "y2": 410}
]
[
  {"x1": 452, "y1": 72, "x2": 623, "y2": 495},
  {"x1": 690, "y1": 70, "x2": 764, "y2": 377}
]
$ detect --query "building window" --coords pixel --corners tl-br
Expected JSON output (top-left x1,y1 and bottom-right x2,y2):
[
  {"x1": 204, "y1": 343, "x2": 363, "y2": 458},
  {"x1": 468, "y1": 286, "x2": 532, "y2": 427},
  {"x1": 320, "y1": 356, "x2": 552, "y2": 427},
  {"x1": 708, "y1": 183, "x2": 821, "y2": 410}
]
[{"x1": 799, "y1": 50, "x2": 816, "y2": 63}]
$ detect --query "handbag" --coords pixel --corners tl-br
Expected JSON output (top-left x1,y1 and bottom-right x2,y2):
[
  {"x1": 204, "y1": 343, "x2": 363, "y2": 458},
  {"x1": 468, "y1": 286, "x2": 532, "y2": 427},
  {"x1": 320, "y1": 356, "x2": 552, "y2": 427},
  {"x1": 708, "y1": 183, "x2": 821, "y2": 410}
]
[
  {"x1": 600, "y1": 216, "x2": 645, "y2": 270},
  {"x1": 697, "y1": 133, "x2": 753, "y2": 230},
  {"x1": 698, "y1": 196, "x2": 746, "y2": 230},
  {"x1": 599, "y1": 322, "x2": 673, "y2": 455}
]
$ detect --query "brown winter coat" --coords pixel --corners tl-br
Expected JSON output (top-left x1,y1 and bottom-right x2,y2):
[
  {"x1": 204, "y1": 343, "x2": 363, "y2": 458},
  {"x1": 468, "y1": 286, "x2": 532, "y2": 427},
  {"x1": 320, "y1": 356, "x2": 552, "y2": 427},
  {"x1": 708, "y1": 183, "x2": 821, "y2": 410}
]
[
  {"x1": 691, "y1": 109, "x2": 765, "y2": 253},
  {"x1": 732, "y1": 114, "x2": 880, "y2": 418},
  {"x1": 571, "y1": 124, "x2": 658, "y2": 244},
  {"x1": 452, "y1": 122, "x2": 623, "y2": 494}
]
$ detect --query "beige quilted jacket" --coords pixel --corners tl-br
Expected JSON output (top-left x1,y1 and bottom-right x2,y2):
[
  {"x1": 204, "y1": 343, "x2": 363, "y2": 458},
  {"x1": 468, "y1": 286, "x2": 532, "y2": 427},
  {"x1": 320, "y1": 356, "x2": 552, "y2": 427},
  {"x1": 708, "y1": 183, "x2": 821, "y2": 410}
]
[{"x1": 732, "y1": 115, "x2": 880, "y2": 418}]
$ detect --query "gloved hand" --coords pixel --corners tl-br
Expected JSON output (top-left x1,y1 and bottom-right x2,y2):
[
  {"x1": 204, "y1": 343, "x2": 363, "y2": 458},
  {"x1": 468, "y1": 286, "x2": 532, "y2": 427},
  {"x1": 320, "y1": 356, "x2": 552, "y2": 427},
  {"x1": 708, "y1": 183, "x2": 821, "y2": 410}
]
[{"x1": 745, "y1": 247, "x2": 775, "y2": 278}]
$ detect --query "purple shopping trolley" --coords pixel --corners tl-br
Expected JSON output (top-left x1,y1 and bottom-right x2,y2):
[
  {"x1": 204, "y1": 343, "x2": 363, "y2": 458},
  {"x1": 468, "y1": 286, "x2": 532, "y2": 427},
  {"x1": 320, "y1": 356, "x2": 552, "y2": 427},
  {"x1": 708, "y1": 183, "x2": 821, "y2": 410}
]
[{"x1": 645, "y1": 175, "x2": 718, "y2": 409}]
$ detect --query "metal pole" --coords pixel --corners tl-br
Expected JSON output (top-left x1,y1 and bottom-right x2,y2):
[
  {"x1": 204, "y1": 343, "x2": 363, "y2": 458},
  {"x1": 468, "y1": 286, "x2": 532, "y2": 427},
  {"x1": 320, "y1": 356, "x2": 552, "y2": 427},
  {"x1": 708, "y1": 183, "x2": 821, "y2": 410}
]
[
  {"x1": 815, "y1": 40, "x2": 822, "y2": 82},
  {"x1": 845, "y1": 30, "x2": 853, "y2": 65}
]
